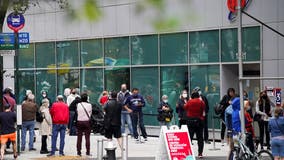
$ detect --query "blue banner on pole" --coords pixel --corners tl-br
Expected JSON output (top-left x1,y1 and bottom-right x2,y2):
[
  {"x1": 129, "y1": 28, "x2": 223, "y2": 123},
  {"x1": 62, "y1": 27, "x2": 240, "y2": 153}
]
[{"x1": 275, "y1": 88, "x2": 281, "y2": 106}]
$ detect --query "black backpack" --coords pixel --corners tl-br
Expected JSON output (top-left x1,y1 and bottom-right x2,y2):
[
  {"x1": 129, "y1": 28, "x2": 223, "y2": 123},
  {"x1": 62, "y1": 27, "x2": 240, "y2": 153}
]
[{"x1": 36, "y1": 111, "x2": 44, "y2": 123}]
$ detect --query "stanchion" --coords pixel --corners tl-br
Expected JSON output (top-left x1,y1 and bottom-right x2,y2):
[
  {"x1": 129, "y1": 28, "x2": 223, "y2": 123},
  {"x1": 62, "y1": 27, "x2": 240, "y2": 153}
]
[
  {"x1": 121, "y1": 133, "x2": 128, "y2": 160},
  {"x1": 105, "y1": 141, "x2": 116, "y2": 160},
  {"x1": 97, "y1": 138, "x2": 103, "y2": 160},
  {"x1": 209, "y1": 113, "x2": 221, "y2": 151}
]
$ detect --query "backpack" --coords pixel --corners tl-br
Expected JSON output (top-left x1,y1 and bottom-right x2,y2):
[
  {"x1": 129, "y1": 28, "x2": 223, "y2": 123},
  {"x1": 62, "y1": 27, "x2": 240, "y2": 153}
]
[{"x1": 36, "y1": 111, "x2": 44, "y2": 123}]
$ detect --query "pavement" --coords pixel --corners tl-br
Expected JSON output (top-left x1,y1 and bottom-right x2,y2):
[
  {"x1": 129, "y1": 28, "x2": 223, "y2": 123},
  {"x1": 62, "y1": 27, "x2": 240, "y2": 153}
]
[{"x1": 3, "y1": 130, "x2": 230, "y2": 160}]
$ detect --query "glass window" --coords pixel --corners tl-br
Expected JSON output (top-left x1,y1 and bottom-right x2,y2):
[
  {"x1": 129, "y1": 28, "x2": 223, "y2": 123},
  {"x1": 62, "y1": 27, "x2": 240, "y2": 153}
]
[
  {"x1": 80, "y1": 68, "x2": 104, "y2": 105},
  {"x1": 161, "y1": 66, "x2": 188, "y2": 125},
  {"x1": 18, "y1": 43, "x2": 34, "y2": 68},
  {"x1": 56, "y1": 41, "x2": 79, "y2": 68},
  {"x1": 131, "y1": 67, "x2": 159, "y2": 125},
  {"x1": 160, "y1": 33, "x2": 188, "y2": 64},
  {"x1": 105, "y1": 68, "x2": 130, "y2": 91},
  {"x1": 35, "y1": 42, "x2": 55, "y2": 68},
  {"x1": 80, "y1": 39, "x2": 103, "y2": 67},
  {"x1": 190, "y1": 65, "x2": 220, "y2": 128},
  {"x1": 104, "y1": 37, "x2": 129, "y2": 66},
  {"x1": 17, "y1": 70, "x2": 35, "y2": 103},
  {"x1": 190, "y1": 30, "x2": 219, "y2": 63},
  {"x1": 221, "y1": 27, "x2": 260, "y2": 62},
  {"x1": 221, "y1": 28, "x2": 238, "y2": 62},
  {"x1": 57, "y1": 69, "x2": 80, "y2": 96},
  {"x1": 243, "y1": 27, "x2": 260, "y2": 61},
  {"x1": 36, "y1": 70, "x2": 56, "y2": 104},
  {"x1": 131, "y1": 35, "x2": 158, "y2": 65}
]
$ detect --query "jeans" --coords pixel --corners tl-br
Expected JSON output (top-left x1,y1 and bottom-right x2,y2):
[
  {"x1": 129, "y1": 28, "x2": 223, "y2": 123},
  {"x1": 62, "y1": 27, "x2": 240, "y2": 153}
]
[
  {"x1": 187, "y1": 119, "x2": 204, "y2": 155},
  {"x1": 68, "y1": 111, "x2": 77, "y2": 136},
  {"x1": 159, "y1": 121, "x2": 170, "y2": 128},
  {"x1": 258, "y1": 120, "x2": 270, "y2": 148},
  {"x1": 21, "y1": 120, "x2": 35, "y2": 150},
  {"x1": 131, "y1": 111, "x2": 147, "y2": 139},
  {"x1": 121, "y1": 112, "x2": 133, "y2": 135},
  {"x1": 51, "y1": 124, "x2": 66, "y2": 155},
  {"x1": 76, "y1": 121, "x2": 91, "y2": 155}
]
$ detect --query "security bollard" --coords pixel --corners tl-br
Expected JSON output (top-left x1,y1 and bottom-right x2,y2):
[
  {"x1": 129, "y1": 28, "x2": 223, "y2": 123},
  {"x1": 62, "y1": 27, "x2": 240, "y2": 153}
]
[
  {"x1": 121, "y1": 133, "x2": 128, "y2": 160},
  {"x1": 105, "y1": 141, "x2": 116, "y2": 160},
  {"x1": 97, "y1": 138, "x2": 103, "y2": 160}
]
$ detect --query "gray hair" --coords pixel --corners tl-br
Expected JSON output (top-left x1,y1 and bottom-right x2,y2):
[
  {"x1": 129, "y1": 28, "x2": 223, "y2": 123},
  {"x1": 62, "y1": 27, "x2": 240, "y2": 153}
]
[{"x1": 161, "y1": 95, "x2": 168, "y2": 99}]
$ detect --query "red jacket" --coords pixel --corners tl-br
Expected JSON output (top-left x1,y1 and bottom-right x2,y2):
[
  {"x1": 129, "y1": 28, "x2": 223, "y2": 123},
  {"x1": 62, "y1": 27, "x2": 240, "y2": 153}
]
[
  {"x1": 184, "y1": 98, "x2": 205, "y2": 120},
  {"x1": 50, "y1": 102, "x2": 69, "y2": 124}
]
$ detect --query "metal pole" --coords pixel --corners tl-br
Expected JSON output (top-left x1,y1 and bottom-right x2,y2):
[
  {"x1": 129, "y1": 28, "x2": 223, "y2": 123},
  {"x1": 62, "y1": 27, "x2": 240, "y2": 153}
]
[
  {"x1": 237, "y1": 0, "x2": 245, "y2": 135},
  {"x1": 209, "y1": 111, "x2": 220, "y2": 151},
  {"x1": 122, "y1": 133, "x2": 128, "y2": 160},
  {"x1": 97, "y1": 138, "x2": 103, "y2": 160}
]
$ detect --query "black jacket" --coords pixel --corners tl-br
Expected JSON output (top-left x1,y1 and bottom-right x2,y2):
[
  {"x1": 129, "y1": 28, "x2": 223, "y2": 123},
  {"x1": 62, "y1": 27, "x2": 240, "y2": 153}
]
[{"x1": 104, "y1": 99, "x2": 122, "y2": 126}]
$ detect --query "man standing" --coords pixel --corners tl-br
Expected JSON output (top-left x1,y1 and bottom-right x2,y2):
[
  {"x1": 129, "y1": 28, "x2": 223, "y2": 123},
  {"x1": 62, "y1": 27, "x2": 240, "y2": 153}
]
[
  {"x1": 124, "y1": 88, "x2": 147, "y2": 141},
  {"x1": 47, "y1": 95, "x2": 69, "y2": 157},
  {"x1": 117, "y1": 84, "x2": 133, "y2": 136},
  {"x1": 21, "y1": 94, "x2": 37, "y2": 151},
  {"x1": 2, "y1": 88, "x2": 16, "y2": 112},
  {"x1": 0, "y1": 104, "x2": 17, "y2": 159},
  {"x1": 194, "y1": 86, "x2": 211, "y2": 144}
]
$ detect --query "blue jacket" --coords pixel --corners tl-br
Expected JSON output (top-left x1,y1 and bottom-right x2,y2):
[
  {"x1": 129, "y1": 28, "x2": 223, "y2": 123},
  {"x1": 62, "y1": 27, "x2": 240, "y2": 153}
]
[
  {"x1": 232, "y1": 97, "x2": 241, "y2": 135},
  {"x1": 269, "y1": 117, "x2": 284, "y2": 138},
  {"x1": 124, "y1": 94, "x2": 145, "y2": 112},
  {"x1": 225, "y1": 105, "x2": 233, "y2": 130}
]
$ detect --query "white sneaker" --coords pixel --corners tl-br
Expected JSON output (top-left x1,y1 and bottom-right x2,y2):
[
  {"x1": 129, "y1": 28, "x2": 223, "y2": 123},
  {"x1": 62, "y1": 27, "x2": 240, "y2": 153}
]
[{"x1": 221, "y1": 140, "x2": 225, "y2": 146}]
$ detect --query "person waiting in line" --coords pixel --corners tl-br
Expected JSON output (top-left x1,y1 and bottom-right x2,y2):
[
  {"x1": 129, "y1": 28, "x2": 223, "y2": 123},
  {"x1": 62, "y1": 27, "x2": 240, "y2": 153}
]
[
  {"x1": 39, "y1": 90, "x2": 52, "y2": 107},
  {"x1": 104, "y1": 91, "x2": 123, "y2": 148},
  {"x1": 176, "y1": 89, "x2": 188, "y2": 128},
  {"x1": 269, "y1": 107, "x2": 284, "y2": 160},
  {"x1": 117, "y1": 84, "x2": 133, "y2": 136},
  {"x1": 124, "y1": 88, "x2": 148, "y2": 141},
  {"x1": 39, "y1": 99, "x2": 52, "y2": 154},
  {"x1": 157, "y1": 95, "x2": 173, "y2": 128},
  {"x1": 193, "y1": 86, "x2": 211, "y2": 144},
  {"x1": 255, "y1": 91, "x2": 275, "y2": 150},
  {"x1": 67, "y1": 88, "x2": 80, "y2": 136},
  {"x1": 47, "y1": 95, "x2": 69, "y2": 157},
  {"x1": 76, "y1": 93, "x2": 92, "y2": 157},
  {"x1": 21, "y1": 94, "x2": 37, "y2": 151},
  {"x1": 184, "y1": 92, "x2": 205, "y2": 158},
  {"x1": 99, "y1": 91, "x2": 108, "y2": 107},
  {"x1": 219, "y1": 88, "x2": 236, "y2": 146},
  {"x1": 0, "y1": 102, "x2": 17, "y2": 159}
]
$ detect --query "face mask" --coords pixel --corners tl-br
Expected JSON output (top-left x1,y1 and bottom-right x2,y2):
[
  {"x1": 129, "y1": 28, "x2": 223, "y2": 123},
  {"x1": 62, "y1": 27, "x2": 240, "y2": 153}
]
[
  {"x1": 163, "y1": 99, "x2": 168, "y2": 103},
  {"x1": 42, "y1": 94, "x2": 47, "y2": 98},
  {"x1": 198, "y1": 91, "x2": 202, "y2": 95},
  {"x1": 121, "y1": 88, "x2": 127, "y2": 92},
  {"x1": 182, "y1": 94, "x2": 187, "y2": 98}
]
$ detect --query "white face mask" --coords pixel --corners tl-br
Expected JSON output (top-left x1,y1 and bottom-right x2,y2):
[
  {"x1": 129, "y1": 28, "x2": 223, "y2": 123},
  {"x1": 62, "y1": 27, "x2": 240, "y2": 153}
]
[
  {"x1": 182, "y1": 93, "x2": 187, "y2": 98},
  {"x1": 163, "y1": 99, "x2": 168, "y2": 103},
  {"x1": 198, "y1": 91, "x2": 202, "y2": 95}
]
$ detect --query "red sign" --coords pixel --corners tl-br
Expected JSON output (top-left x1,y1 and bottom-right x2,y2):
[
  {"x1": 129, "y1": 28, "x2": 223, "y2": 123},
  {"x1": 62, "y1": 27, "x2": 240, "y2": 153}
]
[
  {"x1": 7, "y1": 12, "x2": 25, "y2": 32},
  {"x1": 165, "y1": 132, "x2": 194, "y2": 160}
]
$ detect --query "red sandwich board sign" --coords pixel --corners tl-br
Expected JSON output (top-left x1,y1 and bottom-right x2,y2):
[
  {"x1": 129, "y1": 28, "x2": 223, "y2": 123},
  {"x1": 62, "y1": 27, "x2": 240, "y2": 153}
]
[{"x1": 156, "y1": 125, "x2": 195, "y2": 160}]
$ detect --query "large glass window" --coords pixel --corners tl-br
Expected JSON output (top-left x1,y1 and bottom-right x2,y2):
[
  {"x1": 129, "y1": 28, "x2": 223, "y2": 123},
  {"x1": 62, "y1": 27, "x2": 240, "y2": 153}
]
[
  {"x1": 104, "y1": 37, "x2": 129, "y2": 66},
  {"x1": 35, "y1": 70, "x2": 56, "y2": 104},
  {"x1": 190, "y1": 65, "x2": 220, "y2": 128},
  {"x1": 131, "y1": 35, "x2": 158, "y2": 65},
  {"x1": 160, "y1": 33, "x2": 188, "y2": 64},
  {"x1": 81, "y1": 39, "x2": 103, "y2": 67},
  {"x1": 18, "y1": 70, "x2": 35, "y2": 103},
  {"x1": 221, "y1": 27, "x2": 260, "y2": 62},
  {"x1": 161, "y1": 66, "x2": 188, "y2": 125},
  {"x1": 190, "y1": 30, "x2": 219, "y2": 63},
  {"x1": 131, "y1": 67, "x2": 159, "y2": 125},
  {"x1": 80, "y1": 68, "x2": 104, "y2": 105},
  {"x1": 18, "y1": 43, "x2": 34, "y2": 68},
  {"x1": 35, "y1": 42, "x2": 55, "y2": 68},
  {"x1": 56, "y1": 41, "x2": 79, "y2": 68},
  {"x1": 104, "y1": 68, "x2": 130, "y2": 91},
  {"x1": 57, "y1": 69, "x2": 80, "y2": 96}
]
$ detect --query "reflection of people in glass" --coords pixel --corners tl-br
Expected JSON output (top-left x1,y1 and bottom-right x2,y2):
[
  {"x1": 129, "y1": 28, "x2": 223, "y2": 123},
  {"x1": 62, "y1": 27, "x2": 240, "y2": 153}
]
[
  {"x1": 176, "y1": 90, "x2": 188, "y2": 127},
  {"x1": 124, "y1": 88, "x2": 148, "y2": 141},
  {"x1": 157, "y1": 95, "x2": 173, "y2": 128}
]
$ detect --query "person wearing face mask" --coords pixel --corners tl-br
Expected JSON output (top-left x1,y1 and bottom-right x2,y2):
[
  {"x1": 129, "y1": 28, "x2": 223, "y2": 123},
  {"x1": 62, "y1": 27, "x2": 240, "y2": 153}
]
[
  {"x1": 39, "y1": 90, "x2": 52, "y2": 108},
  {"x1": 255, "y1": 91, "x2": 275, "y2": 150},
  {"x1": 124, "y1": 88, "x2": 147, "y2": 141},
  {"x1": 244, "y1": 100, "x2": 255, "y2": 153},
  {"x1": 176, "y1": 90, "x2": 188, "y2": 128},
  {"x1": 157, "y1": 95, "x2": 173, "y2": 128},
  {"x1": 67, "y1": 88, "x2": 80, "y2": 107},
  {"x1": 66, "y1": 88, "x2": 80, "y2": 136}
]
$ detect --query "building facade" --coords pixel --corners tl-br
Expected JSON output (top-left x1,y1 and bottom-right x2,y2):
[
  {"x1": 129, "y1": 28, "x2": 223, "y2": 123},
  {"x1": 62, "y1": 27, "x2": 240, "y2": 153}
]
[{"x1": 2, "y1": 0, "x2": 284, "y2": 127}]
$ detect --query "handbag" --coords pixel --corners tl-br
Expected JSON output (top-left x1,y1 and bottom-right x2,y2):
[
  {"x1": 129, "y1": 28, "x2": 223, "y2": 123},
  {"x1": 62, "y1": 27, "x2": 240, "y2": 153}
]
[{"x1": 253, "y1": 113, "x2": 262, "y2": 122}]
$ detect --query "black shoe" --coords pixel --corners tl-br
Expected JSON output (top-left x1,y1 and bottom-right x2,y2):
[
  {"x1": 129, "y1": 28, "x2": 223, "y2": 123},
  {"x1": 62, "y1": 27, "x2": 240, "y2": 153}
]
[
  {"x1": 46, "y1": 153, "x2": 55, "y2": 157},
  {"x1": 21, "y1": 148, "x2": 25, "y2": 152},
  {"x1": 40, "y1": 150, "x2": 49, "y2": 154},
  {"x1": 33, "y1": 137, "x2": 36, "y2": 143},
  {"x1": 205, "y1": 140, "x2": 211, "y2": 144},
  {"x1": 29, "y1": 148, "x2": 36, "y2": 151},
  {"x1": 59, "y1": 153, "x2": 65, "y2": 156}
]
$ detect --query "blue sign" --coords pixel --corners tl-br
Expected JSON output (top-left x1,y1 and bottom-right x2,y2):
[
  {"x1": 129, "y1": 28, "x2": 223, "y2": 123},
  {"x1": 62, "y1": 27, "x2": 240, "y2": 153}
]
[
  {"x1": 0, "y1": 33, "x2": 29, "y2": 44},
  {"x1": 7, "y1": 12, "x2": 25, "y2": 32},
  {"x1": 18, "y1": 32, "x2": 29, "y2": 44},
  {"x1": 275, "y1": 88, "x2": 281, "y2": 106}
]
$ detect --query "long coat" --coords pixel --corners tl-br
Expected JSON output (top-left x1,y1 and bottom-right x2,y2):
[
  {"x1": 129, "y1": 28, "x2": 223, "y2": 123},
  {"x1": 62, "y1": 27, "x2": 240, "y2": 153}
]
[{"x1": 39, "y1": 105, "x2": 52, "y2": 136}]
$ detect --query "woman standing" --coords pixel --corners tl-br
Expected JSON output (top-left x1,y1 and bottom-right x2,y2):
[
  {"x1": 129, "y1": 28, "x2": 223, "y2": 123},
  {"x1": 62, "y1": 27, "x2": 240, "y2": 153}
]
[
  {"x1": 256, "y1": 91, "x2": 275, "y2": 150},
  {"x1": 176, "y1": 90, "x2": 188, "y2": 127},
  {"x1": 39, "y1": 99, "x2": 52, "y2": 154},
  {"x1": 157, "y1": 95, "x2": 173, "y2": 128},
  {"x1": 269, "y1": 107, "x2": 284, "y2": 160}
]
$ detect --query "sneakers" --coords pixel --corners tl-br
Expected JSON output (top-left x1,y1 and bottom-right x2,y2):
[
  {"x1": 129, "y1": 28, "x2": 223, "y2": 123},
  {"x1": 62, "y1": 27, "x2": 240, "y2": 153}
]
[
  {"x1": 198, "y1": 154, "x2": 203, "y2": 158},
  {"x1": 46, "y1": 153, "x2": 55, "y2": 157},
  {"x1": 29, "y1": 148, "x2": 36, "y2": 151},
  {"x1": 144, "y1": 137, "x2": 148, "y2": 141},
  {"x1": 59, "y1": 153, "x2": 65, "y2": 156},
  {"x1": 221, "y1": 139, "x2": 225, "y2": 146},
  {"x1": 40, "y1": 150, "x2": 49, "y2": 154}
]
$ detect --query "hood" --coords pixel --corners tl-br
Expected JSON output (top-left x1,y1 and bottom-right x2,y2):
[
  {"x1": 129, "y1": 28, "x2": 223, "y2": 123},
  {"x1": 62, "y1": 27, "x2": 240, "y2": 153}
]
[{"x1": 232, "y1": 97, "x2": 240, "y2": 111}]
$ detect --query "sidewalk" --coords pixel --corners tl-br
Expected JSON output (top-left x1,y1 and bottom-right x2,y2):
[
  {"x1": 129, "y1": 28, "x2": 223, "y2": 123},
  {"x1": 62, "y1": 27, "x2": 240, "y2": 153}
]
[{"x1": 4, "y1": 131, "x2": 229, "y2": 160}]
